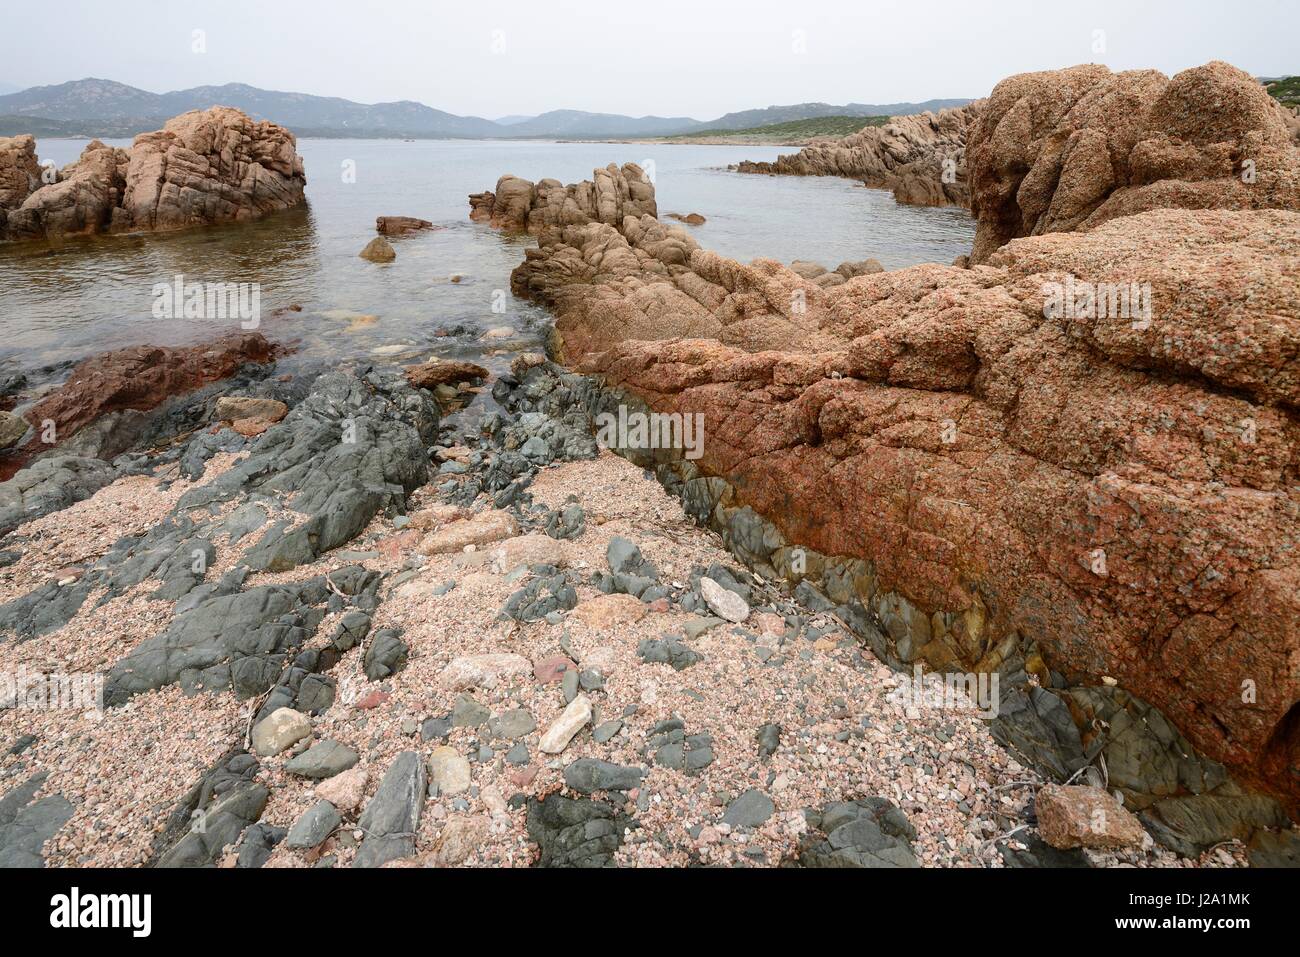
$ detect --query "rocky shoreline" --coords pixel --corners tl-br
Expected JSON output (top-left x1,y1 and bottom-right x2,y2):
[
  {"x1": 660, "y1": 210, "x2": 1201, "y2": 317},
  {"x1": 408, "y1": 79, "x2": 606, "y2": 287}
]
[
  {"x1": 464, "y1": 61, "x2": 1300, "y2": 846},
  {"x1": 0, "y1": 344, "x2": 1272, "y2": 868},
  {"x1": 1, "y1": 58, "x2": 1298, "y2": 870}
]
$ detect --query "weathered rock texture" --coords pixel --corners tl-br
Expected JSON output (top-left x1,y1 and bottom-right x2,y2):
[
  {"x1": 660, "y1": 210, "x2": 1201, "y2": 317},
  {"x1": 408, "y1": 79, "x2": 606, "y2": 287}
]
[
  {"x1": 0, "y1": 107, "x2": 305, "y2": 243},
  {"x1": 737, "y1": 106, "x2": 980, "y2": 208},
  {"x1": 967, "y1": 61, "x2": 1300, "y2": 261},
  {"x1": 472, "y1": 64, "x2": 1300, "y2": 808},
  {"x1": 23, "y1": 333, "x2": 278, "y2": 445},
  {"x1": 469, "y1": 163, "x2": 656, "y2": 233}
]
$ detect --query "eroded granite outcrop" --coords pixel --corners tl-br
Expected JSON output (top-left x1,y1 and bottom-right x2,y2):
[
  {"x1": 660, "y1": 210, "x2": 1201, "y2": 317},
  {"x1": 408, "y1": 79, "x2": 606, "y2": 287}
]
[{"x1": 0, "y1": 107, "x2": 306, "y2": 243}]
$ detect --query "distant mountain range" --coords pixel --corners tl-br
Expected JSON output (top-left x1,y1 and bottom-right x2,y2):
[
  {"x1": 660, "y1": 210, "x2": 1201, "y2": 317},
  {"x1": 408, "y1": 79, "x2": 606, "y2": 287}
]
[{"x1": 0, "y1": 78, "x2": 973, "y2": 140}]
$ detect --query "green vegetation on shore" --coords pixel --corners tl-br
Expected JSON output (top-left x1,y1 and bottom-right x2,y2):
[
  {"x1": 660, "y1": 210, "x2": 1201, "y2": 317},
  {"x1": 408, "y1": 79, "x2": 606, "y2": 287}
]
[
  {"x1": 1265, "y1": 76, "x2": 1300, "y2": 106},
  {"x1": 665, "y1": 114, "x2": 888, "y2": 141}
]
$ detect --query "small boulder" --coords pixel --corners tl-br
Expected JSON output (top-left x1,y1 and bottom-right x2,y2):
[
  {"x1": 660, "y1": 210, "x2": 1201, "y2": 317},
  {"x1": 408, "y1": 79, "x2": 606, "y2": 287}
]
[
  {"x1": 376, "y1": 215, "x2": 435, "y2": 236},
  {"x1": 285, "y1": 799, "x2": 340, "y2": 850},
  {"x1": 1035, "y1": 784, "x2": 1149, "y2": 850},
  {"x1": 699, "y1": 576, "x2": 750, "y2": 623},
  {"x1": 359, "y1": 237, "x2": 396, "y2": 262},
  {"x1": 428, "y1": 745, "x2": 472, "y2": 795},
  {"x1": 251, "y1": 707, "x2": 311, "y2": 757},
  {"x1": 315, "y1": 767, "x2": 368, "y2": 811},
  {"x1": 539, "y1": 694, "x2": 593, "y2": 754}
]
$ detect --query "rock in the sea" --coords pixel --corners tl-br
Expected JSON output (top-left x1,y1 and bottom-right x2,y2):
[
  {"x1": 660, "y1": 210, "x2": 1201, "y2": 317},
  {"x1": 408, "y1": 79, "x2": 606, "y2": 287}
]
[
  {"x1": 539, "y1": 694, "x2": 593, "y2": 754},
  {"x1": 405, "y1": 359, "x2": 489, "y2": 391},
  {"x1": 469, "y1": 163, "x2": 656, "y2": 232},
  {"x1": 699, "y1": 576, "x2": 750, "y2": 623},
  {"x1": 2, "y1": 108, "x2": 305, "y2": 243},
  {"x1": 1035, "y1": 784, "x2": 1149, "y2": 850},
  {"x1": 251, "y1": 707, "x2": 311, "y2": 757},
  {"x1": 736, "y1": 106, "x2": 977, "y2": 209},
  {"x1": 376, "y1": 215, "x2": 435, "y2": 236},
  {"x1": 359, "y1": 236, "x2": 396, "y2": 262}
]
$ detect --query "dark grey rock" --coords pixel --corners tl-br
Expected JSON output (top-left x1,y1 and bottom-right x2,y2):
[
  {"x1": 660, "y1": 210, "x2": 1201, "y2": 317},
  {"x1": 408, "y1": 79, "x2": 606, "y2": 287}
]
[
  {"x1": 451, "y1": 694, "x2": 491, "y2": 728},
  {"x1": 285, "y1": 800, "x2": 341, "y2": 849},
  {"x1": 234, "y1": 822, "x2": 287, "y2": 869},
  {"x1": 637, "y1": 637, "x2": 702, "y2": 671},
  {"x1": 564, "y1": 759, "x2": 644, "y2": 793},
  {"x1": 363, "y1": 629, "x2": 409, "y2": 681},
  {"x1": 722, "y1": 789, "x2": 775, "y2": 829},
  {"x1": 353, "y1": 751, "x2": 426, "y2": 868},
  {"x1": 488, "y1": 708, "x2": 536, "y2": 740},
  {"x1": 283, "y1": 740, "x2": 359, "y2": 779},
  {"x1": 526, "y1": 794, "x2": 634, "y2": 868},
  {"x1": 0, "y1": 772, "x2": 73, "y2": 868},
  {"x1": 794, "y1": 797, "x2": 918, "y2": 868}
]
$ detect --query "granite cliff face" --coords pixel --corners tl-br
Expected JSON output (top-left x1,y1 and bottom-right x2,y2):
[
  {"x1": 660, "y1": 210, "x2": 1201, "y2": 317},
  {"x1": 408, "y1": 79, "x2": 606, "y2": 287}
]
[
  {"x1": 736, "y1": 105, "x2": 980, "y2": 208},
  {"x1": 473, "y1": 62, "x2": 1300, "y2": 809},
  {"x1": 0, "y1": 107, "x2": 306, "y2": 242},
  {"x1": 967, "y1": 61, "x2": 1300, "y2": 261}
]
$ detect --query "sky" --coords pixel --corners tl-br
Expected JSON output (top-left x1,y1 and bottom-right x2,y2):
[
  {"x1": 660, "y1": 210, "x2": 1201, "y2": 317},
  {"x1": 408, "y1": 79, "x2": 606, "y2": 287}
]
[{"x1": 3, "y1": 0, "x2": 1296, "y2": 120}]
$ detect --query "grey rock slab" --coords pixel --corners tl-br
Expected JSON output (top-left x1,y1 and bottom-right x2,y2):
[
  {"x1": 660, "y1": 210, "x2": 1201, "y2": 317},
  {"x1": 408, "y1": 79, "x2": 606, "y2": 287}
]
[
  {"x1": 353, "y1": 751, "x2": 426, "y2": 868},
  {"x1": 283, "y1": 740, "x2": 360, "y2": 779},
  {"x1": 285, "y1": 800, "x2": 341, "y2": 849},
  {"x1": 564, "y1": 759, "x2": 644, "y2": 794},
  {"x1": 722, "y1": 789, "x2": 775, "y2": 829}
]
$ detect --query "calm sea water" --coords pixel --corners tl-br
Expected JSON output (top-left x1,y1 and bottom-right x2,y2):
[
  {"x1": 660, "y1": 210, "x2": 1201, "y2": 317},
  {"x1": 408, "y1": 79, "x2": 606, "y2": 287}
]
[{"x1": 0, "y1": 138, "x2": 975, "y2": 378}]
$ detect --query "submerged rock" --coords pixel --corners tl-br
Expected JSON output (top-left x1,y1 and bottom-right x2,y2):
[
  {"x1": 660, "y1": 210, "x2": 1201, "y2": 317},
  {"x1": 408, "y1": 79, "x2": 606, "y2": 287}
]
[{"x1": 359, "y1": 236, "x2": 396, "y2": 262}]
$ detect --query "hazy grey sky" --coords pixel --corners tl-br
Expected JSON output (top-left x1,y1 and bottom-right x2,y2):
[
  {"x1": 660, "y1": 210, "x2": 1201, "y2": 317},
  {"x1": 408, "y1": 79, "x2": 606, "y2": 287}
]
[{"x1": 5, "y1": 0, "x2": 1296, "y2": 119}]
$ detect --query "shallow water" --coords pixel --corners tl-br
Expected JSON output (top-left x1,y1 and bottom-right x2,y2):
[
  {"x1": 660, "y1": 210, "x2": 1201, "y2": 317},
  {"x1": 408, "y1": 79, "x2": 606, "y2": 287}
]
[{"x1": 0, "y1": 138, "x2": 975, "y2": 378}]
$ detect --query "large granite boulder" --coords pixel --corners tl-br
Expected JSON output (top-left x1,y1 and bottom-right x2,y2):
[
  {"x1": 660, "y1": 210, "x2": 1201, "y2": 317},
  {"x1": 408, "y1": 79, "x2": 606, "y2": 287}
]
[
  {"x1": 967, "y1": 61, "x2": 1300, "y2": 261},
  {"x1": 0, "y1": 107, "x2": 305, "y2": 243}
]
